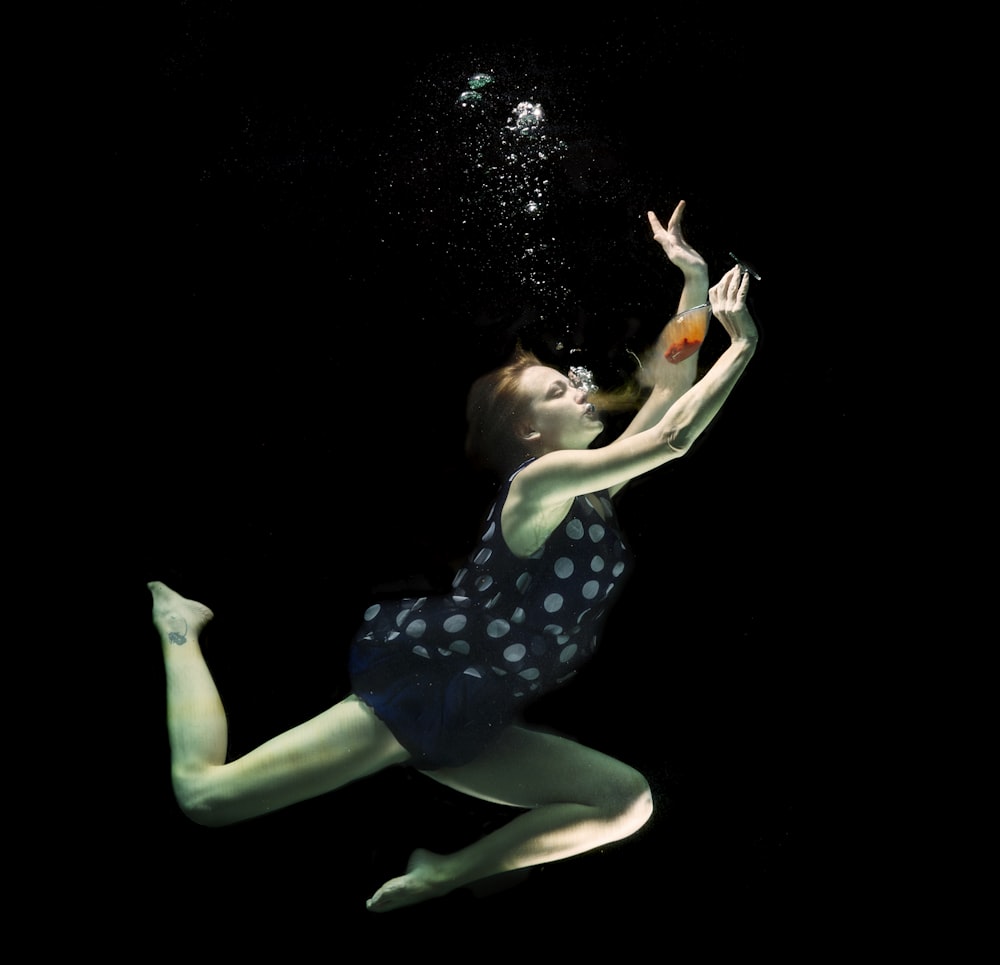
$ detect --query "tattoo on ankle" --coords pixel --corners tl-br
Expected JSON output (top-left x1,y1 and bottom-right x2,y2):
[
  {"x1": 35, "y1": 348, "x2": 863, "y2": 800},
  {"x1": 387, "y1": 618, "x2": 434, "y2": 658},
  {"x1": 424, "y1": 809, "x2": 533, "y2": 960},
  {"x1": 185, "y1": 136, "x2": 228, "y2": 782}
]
[{"x1": 167, "y1": 620, "x2": 188, "y2": 645}]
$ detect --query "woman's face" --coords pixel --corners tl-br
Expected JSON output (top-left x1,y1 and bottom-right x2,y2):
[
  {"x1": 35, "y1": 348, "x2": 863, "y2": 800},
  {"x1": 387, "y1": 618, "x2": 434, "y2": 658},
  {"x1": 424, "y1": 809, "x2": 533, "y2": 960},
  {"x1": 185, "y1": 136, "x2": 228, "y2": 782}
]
[{"x1": 518, "y1": 365, "x2": 604, "y2": 452}]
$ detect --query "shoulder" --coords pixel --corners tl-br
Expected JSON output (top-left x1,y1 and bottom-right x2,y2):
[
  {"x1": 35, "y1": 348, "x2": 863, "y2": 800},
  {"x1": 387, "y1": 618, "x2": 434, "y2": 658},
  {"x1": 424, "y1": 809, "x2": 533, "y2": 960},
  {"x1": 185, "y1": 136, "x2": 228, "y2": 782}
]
[{"x1": 501, "y1": 460, "x2": 577, "y2": 560}]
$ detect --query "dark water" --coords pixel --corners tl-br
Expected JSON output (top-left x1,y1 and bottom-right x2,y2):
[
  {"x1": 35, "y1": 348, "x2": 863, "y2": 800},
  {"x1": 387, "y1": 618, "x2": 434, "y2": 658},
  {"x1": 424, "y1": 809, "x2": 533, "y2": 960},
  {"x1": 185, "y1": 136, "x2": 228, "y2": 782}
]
[{"x1": 82, "y1": 9, "x2": 846, "y2": 951}]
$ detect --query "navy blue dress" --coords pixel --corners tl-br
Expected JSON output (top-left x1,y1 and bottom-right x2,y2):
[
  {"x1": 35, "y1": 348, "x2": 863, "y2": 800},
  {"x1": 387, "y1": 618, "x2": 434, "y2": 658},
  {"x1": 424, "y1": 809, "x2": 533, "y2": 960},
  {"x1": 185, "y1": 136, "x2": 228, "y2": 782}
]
[{"x1": 348, "y1": 460, "x2": 633, "y2": 769}]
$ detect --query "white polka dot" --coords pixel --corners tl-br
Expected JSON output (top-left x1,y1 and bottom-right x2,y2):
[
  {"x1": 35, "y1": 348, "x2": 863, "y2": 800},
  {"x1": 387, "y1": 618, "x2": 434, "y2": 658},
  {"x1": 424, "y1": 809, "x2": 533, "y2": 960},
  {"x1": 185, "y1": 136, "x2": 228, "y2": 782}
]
[
  {"x1": 591, "y1": 555, "x2": 605, "y2": 572},
  {"x1": 554, "y1": 557, "x2": 574, "y2": 579},
  {"x1": 452, "y1": 568, "x2": 468, "y2": 588},
  {"x1": 503, "y1": 644, "x2": 526, "y2": 662},
  {"x1": 476, "y1": 575, "x2": 494, "y2": 591},
  {"x1": 518, "y1": 668, "x2": 540, "y2": 680},
  {"x1": 582, "y1": 581, "x2": 600, "y2": 599},
  {"x1": 589, "y1": 523, "x2": 605, "y2": 542},
  {"x1": 412, "y1": 646, "x2": 430, "y2": 659},
  {"x1": 485, "y1": 592, "x2": 502, "y2": 609},
  {"x1": 443, "y1": 614, "x2": 467, "y2": 633},
  {"x1": 613, "y1": 562, "x2": 625, "y2": 576},
  {"x1": 406, "y1": 619, "x2": 426, "y2": 638},
  {"x1": 464, "y1": 667, "x2": 483, "y2": 678},
  {"x1": 604, "y1": 583, "x2": 616, "y2": 597},
  {"x1": 363, "y1": 604, "x2": 381, "y2": 621},
  {"x1": 516, "y1": 572, "x2": 532, "y2": 593},
  {"x1": 474, "y1": 547, "x2": 492, "y2": 565},
  {"x1": 544, "y1": 623, "x2": 564, "y2": 636},
  {"x1": 566, "y1": 519, "x2": 584, "y2": 539},
  {"x1": 395, "y1": 609, "x2": 410, "y2": 627},
  {"x1": 560, "y1": 643, "x2": 578, "y2": 663},
  {"x1": 544, "y1": 593, "x2": 564, "y2": 613},
  {"x1": 487, "y1": 619, "x2": 511, "y2": 638},
  {"x1": 387, "y1": 631, "x2": 400, "y2": 641},
  {"x1": 511, "y1": 607, "x2": 526, "y2": 624},
  {"x1": 449, "y1": 640, "x2": 470, "y2": 654},
  {"x1": 576, "y1": 609, "x2": 591, "y2": 624},
  {"x1": 482, "y1": 521, "x2": 496, "y2": 541}
]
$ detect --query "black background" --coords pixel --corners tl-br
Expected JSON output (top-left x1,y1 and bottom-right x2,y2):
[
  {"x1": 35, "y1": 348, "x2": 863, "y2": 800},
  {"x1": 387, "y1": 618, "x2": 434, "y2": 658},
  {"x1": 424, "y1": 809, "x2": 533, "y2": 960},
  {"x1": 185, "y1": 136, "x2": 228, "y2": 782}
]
[{"x1": 79, "y1": 7, "x2": 850, "y2": 952}]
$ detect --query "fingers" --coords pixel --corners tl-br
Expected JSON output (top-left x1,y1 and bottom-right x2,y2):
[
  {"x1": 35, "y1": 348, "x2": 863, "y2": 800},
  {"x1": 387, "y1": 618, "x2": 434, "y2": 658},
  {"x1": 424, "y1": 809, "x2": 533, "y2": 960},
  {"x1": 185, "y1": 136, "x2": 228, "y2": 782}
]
[
  {"x1": 709, "y1": 264, "x2": 751, "y2": 310},
  {"x1": 665, "y1": 199, "x2": 686, "y2": 231},
  {"x1": 648, "y1": 200, "x2": 685, "y2": 236},
  {"x1": 723, "y1": 264, "x2": 748, "y2": 293},
  {"x1": 710, "y1": 264, "x2": 740, "y2": 295}
]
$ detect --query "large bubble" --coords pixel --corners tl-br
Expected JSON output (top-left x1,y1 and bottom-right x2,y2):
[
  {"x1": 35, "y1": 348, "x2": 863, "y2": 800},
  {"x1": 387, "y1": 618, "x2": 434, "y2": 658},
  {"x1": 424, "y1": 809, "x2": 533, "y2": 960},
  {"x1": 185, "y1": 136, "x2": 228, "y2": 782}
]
[{"x1": 508, "y1": 101, "x2": 544, "y2": 135}]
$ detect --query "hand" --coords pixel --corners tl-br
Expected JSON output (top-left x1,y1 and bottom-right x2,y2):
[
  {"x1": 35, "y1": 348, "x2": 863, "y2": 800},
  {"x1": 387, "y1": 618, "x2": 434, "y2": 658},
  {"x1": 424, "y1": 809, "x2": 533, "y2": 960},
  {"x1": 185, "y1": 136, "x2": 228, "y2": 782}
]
[
  {"x1": 647, "y1": 202, "x2": 708, "y2": 278},
  {"x1": 709, "y1": 265, "x2": 758, "y2": 344}
]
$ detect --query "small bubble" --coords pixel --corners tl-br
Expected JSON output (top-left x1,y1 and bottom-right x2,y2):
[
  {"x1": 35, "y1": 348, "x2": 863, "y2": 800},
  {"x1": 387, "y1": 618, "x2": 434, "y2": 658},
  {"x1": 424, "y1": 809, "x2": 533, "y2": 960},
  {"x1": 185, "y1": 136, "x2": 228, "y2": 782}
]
[
  {"x1": 457, "y1": 90, "x2": 483, "y2": 107},
  {"x1": 467, "y1": 73, "x2": 494, "y2": 90}
]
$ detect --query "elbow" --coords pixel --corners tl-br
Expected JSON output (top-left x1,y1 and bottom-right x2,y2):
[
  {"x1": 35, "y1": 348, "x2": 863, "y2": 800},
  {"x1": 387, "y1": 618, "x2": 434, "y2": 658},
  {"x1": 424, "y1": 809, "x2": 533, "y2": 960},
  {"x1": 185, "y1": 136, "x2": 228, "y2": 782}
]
[
  {"x1": 172, "y1": 766, "x2": 234, "y2": 828},
  {"x1": 661, "y1": 423, "x2": 692, "y2": 457}
]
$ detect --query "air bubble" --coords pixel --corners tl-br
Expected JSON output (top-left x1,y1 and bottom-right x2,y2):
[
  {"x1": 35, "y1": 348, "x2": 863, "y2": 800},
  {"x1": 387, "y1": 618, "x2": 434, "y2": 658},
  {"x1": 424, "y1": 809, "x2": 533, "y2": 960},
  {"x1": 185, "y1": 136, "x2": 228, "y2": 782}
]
[{"x1": 509, "y1": 102, "x2": 544, "y2": 135}]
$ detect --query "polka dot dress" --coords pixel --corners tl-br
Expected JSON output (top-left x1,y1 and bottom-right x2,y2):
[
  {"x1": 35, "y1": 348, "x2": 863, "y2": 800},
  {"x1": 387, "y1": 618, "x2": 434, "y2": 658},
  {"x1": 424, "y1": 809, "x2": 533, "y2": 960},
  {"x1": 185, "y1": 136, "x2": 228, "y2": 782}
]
[{"x1": 348, "y1": 460, "x2": 633, "y2": 769}]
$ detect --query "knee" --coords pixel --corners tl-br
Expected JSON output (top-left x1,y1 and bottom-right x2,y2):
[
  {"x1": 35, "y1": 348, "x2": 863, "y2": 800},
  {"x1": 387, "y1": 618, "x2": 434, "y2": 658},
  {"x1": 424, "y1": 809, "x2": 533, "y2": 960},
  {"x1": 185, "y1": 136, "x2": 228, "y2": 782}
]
[{"x1": 603, "y1": 766, "x2": 654, "y2": 835}]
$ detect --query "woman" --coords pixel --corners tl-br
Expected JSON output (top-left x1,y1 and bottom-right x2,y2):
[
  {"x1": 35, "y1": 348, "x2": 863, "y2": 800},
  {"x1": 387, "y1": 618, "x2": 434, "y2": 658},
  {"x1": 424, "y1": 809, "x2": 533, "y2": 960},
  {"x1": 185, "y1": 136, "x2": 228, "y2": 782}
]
[{"x1": 149, "y1": 201, "x2": 758, "y2": 912}]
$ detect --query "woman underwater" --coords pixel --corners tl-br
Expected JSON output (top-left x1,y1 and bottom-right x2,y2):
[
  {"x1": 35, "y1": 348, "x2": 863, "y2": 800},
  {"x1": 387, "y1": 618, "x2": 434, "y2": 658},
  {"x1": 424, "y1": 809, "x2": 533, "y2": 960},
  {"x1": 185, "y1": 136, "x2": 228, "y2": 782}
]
[{"x1": 149, "y1": 201, "x2": 759, "y2": 912}]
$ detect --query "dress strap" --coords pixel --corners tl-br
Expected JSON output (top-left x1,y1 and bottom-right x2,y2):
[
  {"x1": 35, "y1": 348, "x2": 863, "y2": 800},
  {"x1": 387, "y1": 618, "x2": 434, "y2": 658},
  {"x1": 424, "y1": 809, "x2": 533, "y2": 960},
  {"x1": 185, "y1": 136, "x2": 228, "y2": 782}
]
[{"x1": 507, "y1": 457, "x2": 537, "y2": 483}]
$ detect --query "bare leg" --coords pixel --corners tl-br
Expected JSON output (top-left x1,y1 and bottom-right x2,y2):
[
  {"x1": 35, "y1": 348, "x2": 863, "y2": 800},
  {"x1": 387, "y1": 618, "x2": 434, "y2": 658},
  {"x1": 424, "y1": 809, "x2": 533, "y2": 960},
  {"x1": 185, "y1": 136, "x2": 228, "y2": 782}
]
[
  {"x1": 150, "y1": 581, "x2": 410, "y2": 826},
  {"x1": 366, "y1": 726, "x2": 653, "y2": 912}
]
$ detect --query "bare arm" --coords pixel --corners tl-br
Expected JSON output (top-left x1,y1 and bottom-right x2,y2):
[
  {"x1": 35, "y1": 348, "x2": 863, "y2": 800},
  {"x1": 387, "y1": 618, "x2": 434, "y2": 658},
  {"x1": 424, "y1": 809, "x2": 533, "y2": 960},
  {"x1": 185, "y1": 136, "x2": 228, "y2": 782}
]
[
  {"x1": 648, "y1": 202, "x2": 709, "y2": 316},
  {"x1": 510, "y1": 265, "x2": 757, "y2": 527},
  {"x1": 616, "y1": 204, "x2": 711, "y2": 444}
]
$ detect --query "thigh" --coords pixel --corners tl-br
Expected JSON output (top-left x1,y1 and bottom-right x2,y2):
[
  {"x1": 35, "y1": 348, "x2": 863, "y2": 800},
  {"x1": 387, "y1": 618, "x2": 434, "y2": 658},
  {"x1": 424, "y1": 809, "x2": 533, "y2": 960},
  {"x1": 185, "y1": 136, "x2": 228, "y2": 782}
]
[
  {"x1": 205, "y1": 695, "x2": 412, "y2": 823},
  {"x1": 421, "y1": 726, "x2": 646, "y2": 810}
]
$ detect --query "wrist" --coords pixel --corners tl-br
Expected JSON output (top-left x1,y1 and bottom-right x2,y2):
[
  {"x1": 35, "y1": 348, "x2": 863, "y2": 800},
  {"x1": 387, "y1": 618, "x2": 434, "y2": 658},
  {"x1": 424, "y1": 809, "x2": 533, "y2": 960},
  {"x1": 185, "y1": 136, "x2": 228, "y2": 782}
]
[{"x1": 678, "y1": 264, "x2": 709, "y2": 282}]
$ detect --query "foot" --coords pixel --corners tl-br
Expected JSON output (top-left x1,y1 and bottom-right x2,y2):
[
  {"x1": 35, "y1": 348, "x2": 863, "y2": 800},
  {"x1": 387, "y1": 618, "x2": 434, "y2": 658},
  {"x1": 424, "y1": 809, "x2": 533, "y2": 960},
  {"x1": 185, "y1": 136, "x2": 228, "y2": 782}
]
[
  {"x1": 366, "y1": 849, "x2": 454, "y2": 913},
  {"x1": 148, "y1": 581, "x2": 214, "y2": 645}
]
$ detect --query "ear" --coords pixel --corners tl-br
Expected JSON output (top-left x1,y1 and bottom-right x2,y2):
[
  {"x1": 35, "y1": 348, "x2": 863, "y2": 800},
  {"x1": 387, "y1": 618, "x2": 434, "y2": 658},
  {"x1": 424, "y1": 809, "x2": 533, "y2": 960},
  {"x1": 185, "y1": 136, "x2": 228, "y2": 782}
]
[{"x1": 515, "y1": 421, "x2": 540, "y2": 443}]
